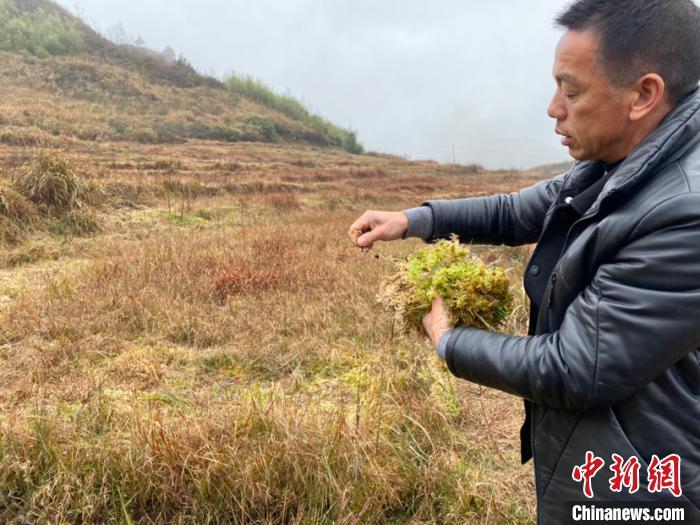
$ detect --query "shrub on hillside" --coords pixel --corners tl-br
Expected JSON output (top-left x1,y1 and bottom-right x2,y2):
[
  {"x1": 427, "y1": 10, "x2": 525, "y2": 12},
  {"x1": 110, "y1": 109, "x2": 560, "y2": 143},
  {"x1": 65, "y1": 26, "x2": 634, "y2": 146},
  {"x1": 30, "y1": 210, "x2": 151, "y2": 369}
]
[
  {"x1": 13, "y1": 152, "x2": 88, "y2": 212},
  {"x1": 224, "y1": 73, "x2": 364, "y2": 154},
  {"x1": 0, "y1": 0, "x2": 84, "y2": 57}
]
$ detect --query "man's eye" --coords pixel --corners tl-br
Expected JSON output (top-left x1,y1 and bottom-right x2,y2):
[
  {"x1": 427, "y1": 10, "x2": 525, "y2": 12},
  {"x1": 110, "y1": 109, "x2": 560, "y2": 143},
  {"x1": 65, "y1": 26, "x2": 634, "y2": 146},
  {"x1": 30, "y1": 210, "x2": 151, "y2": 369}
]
[{"x1": 565, "y1": 93, "x2": 578, "y2": 100}]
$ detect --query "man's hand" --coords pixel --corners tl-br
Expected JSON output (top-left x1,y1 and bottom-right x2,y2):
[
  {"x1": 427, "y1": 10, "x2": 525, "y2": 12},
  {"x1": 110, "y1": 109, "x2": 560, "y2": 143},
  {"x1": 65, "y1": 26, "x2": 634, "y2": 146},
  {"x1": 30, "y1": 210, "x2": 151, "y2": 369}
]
[
  {"x1": 422, "y1": 296, "x2": 452, "y2": 350},
  {"x1": 349, "y1": 210, "x2": 408, "y2": 249}
]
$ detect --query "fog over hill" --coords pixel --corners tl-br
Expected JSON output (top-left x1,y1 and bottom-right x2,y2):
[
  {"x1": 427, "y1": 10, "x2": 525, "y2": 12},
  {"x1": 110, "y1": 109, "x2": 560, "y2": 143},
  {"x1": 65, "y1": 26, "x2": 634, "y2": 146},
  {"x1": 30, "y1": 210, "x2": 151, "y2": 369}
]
[{"x1": 55, "y1": 0, "x2": 575, "y2": 169}]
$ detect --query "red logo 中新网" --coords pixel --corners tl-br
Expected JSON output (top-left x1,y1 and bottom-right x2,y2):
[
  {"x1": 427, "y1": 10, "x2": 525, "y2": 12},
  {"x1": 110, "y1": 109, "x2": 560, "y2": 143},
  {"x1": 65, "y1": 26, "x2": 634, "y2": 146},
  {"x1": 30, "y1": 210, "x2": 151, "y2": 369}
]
[{"x1": 572, "y1": 452, "x2": 682, "y2": 499}]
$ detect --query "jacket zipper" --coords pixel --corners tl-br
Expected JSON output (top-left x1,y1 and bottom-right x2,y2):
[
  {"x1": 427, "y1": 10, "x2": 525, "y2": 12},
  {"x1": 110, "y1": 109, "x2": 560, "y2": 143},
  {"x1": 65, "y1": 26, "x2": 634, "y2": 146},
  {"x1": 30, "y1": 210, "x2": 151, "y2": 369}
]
[
  {"x1": 547, "y1": 272, "x2": 557, "y2": 330},
  {"x1": 537, "y1": 272, "x2": 557, "y2": 519},
  {"x1": 531, "y1": 408, "x2": 542, "y2": 524},
  {"x1": 533, "y1": 272, "x2": 555, "y2": 523}
]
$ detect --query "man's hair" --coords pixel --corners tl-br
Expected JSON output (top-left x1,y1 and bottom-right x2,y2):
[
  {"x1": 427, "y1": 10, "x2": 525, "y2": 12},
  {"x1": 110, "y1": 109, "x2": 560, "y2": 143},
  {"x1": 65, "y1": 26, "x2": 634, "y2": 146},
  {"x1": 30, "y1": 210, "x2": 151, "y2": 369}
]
[{"x1": 555, "y1": 0, "x2": 700, "y2": 106}]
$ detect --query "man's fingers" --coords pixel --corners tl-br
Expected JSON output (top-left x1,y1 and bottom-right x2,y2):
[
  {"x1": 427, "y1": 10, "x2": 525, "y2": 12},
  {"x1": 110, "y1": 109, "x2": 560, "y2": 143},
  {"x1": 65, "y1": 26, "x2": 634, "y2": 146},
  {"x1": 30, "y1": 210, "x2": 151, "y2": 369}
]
[
  {"x1": 349, "y1": 213, "x2": 372, "y2": 235},
  {"x1": 357, "y1": 227, "x2": 381, "y2": 248},
  {"x1": 350, "y1": 210, "x2": 404, "y2": 247},
  {"x1": 349, "y1": 213, "x2": 372, "y2": 245},
  {"x1": 348, "y1": 227, "x2": 364, "y2": 243}
]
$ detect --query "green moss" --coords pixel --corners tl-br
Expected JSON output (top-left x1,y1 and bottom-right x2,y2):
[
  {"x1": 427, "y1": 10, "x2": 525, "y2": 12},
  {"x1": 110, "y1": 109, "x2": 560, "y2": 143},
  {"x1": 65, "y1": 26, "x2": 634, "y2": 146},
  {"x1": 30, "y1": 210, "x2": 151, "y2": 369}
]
[
  {"x1": 141, "y1": 391, "x2": 190, "y2": 408},
  {"x1": 378, "y1": 237, "x2": 512, "y2": 332},
  {"x1": 341, "y1": 367, "x2": 372, "y2": 389},
  {"x1": 165, "y1": 211, "x2": 209, "y2": 226}
]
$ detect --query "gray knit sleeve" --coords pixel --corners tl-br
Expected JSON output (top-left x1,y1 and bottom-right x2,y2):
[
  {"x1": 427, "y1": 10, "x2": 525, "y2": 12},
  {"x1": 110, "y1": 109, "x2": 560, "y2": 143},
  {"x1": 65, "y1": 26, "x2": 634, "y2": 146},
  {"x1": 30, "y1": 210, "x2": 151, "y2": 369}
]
[
  {"x1": 437, "y1": 330, "x2": 452, "y2": 361},
  {"x1": 403, "y1": 206, "x2": 435, "y2": 240}
]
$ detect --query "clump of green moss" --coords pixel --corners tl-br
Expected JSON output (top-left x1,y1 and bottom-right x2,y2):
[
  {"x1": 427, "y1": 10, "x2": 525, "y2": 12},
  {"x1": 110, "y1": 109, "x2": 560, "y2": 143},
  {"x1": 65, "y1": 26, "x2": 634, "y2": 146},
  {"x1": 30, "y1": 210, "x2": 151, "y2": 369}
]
[{"x1": 377, "y1": 237, "x2": 512, "y2": 333}]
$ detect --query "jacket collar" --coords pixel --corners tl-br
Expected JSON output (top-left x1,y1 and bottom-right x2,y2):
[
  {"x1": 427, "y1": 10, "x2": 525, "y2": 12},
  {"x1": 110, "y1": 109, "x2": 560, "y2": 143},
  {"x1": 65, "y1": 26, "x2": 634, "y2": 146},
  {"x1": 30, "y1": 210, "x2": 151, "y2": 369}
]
[{"x1": 562, "y1": 88, "x2": 700, "y2": 216}]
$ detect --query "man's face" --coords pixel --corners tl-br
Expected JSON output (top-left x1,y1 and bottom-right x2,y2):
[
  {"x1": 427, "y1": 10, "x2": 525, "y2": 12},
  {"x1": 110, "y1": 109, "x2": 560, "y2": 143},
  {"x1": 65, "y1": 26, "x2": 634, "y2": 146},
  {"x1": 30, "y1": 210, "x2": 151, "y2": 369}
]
[{"x1": 547, "y1": 30, "x2": 633, "y2": 163}]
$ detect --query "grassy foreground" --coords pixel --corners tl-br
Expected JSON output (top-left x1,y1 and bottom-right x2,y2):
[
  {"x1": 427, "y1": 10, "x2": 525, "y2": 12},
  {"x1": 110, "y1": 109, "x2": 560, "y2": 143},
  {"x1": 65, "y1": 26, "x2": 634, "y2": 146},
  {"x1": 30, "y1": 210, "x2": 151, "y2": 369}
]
[{"x1": 0, "y1": 139, "x2": 543, "y2": 523}]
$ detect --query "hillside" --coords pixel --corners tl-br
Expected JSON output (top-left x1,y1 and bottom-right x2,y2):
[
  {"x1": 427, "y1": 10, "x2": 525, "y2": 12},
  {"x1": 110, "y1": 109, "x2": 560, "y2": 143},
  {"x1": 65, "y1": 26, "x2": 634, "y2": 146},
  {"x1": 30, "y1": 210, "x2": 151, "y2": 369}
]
[{"x1": 0, "y1": 0, "x2": 362, "y2": 152}]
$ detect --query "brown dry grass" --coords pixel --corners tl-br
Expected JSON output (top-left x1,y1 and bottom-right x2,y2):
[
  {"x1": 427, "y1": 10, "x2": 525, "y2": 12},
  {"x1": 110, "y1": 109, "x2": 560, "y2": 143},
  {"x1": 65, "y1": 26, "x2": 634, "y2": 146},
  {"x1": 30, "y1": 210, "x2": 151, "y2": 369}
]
[{"x1": 0, "y1": 138, "x2": 550, "y2": 524}]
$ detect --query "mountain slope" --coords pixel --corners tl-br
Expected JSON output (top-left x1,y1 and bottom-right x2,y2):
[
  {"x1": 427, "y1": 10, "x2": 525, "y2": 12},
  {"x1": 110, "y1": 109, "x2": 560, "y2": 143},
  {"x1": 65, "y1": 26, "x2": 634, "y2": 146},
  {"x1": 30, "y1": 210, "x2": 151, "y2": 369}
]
[{"x1": 0, "y1": 0, "x2": 362, "y2": 152}]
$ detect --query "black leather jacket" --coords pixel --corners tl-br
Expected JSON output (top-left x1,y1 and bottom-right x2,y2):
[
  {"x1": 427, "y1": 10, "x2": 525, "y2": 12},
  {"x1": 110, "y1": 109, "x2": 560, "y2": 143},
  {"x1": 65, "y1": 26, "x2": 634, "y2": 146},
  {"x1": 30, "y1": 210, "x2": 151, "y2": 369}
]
[{"x1": 423, "y1": 90, "x2": 700, "y2": 523}]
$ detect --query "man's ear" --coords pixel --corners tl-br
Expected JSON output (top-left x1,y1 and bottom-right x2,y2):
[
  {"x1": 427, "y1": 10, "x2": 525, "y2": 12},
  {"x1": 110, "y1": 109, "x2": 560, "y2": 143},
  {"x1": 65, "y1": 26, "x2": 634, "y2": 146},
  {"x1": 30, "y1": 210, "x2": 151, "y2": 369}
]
[{"x1": 629, "y1": 73, "x2": 667, "y2": 121}]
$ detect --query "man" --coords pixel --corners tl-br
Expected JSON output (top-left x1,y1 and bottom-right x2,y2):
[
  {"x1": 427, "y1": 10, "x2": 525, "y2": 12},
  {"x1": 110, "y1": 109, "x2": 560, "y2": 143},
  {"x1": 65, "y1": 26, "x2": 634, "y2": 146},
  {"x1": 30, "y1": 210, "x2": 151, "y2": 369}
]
[{"x1": 350, "y1": 1, "x2": 700, "y2": 523}]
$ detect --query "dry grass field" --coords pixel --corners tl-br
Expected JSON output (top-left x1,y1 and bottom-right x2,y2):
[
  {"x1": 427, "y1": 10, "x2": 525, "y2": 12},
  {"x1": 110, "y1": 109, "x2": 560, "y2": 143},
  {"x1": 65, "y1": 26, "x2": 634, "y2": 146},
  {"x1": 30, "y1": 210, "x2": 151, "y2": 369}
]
[
  {"x1": 0, "y1": 1, "x2": 572, "y2": 522},
  {"x1": 0, "y1": 136, "x2": 554, "y2": 523}
]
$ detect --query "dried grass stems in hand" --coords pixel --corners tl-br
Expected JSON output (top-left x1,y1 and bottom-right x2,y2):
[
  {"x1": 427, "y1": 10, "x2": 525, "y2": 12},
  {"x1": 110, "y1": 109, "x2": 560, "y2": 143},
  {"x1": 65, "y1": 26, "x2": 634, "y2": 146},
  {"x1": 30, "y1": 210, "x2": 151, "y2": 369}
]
[{"x1": 377, "y1": 236, "x2": 513, "y2": 334}]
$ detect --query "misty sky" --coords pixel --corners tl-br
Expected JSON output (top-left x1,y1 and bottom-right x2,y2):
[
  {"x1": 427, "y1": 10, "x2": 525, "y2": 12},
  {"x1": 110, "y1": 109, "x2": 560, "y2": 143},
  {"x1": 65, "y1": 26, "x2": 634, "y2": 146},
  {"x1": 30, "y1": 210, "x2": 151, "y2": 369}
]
[{"x1": 56, "y1": 0, "x2": 575, "y2": 169}]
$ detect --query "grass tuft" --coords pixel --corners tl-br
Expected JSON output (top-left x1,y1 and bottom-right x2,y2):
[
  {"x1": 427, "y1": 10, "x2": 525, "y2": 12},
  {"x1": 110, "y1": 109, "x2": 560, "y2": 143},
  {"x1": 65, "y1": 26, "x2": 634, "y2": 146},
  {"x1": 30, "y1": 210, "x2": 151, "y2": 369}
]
[
  {"x1": 0, "y1": 184, "x2": 38, "y2": 225},
  {"x1": 13, "y1": 152, "x2": 88, "y2": 212},
  {"x1": 46, "y1": 209, "x2": 99, "y2": 236}
]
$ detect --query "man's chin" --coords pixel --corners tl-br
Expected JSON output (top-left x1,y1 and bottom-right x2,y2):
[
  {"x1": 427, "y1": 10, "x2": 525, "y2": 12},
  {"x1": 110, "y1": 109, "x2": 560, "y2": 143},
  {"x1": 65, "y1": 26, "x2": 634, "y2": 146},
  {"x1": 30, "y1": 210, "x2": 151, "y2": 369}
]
[{"x1": 567, "y1": 147, "x2": 592, "y2": 161}]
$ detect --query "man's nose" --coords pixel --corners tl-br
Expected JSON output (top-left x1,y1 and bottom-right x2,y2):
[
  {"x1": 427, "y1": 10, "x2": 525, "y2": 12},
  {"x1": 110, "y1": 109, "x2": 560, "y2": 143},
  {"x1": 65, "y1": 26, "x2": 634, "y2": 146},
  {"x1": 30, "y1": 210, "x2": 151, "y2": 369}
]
[{"x1": 547, "y1": 91, "x2": 566, "y2": 120}]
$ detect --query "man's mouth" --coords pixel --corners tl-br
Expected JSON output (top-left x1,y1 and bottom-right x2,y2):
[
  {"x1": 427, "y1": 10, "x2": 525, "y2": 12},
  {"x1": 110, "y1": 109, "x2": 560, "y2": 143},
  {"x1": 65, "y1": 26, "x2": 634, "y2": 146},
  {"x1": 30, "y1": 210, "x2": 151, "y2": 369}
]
[{"x1": 556, "y1": 129, "x2": 574, "y2": 147}]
